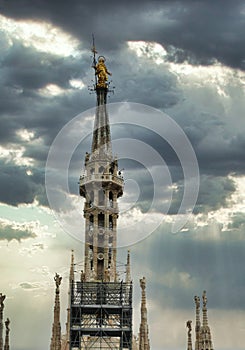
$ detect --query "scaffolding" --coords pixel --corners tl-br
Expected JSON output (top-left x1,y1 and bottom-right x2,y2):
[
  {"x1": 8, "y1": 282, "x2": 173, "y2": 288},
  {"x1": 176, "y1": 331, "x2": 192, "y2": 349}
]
[{"x1": 70, "y1": 281, "x2": 133, "y2": 350}]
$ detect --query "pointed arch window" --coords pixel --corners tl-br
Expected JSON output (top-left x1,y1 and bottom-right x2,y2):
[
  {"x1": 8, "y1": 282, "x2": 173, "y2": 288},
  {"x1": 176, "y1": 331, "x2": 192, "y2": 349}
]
[
  {"x1": 98, "y1": 189, "x2": 105, "y2": 206},
  {"x1": 98, "y1": 213, "x2": 105, "y2": 229},
  {"x1": 89, "y1": 215, "x2": 94, "y2": 231},
  {"x1": 109, "y1": 191, "x2": 113, "y2": 208},
  {"x1": 109, "y1": 215, "x2": 113, "y2": 230}
]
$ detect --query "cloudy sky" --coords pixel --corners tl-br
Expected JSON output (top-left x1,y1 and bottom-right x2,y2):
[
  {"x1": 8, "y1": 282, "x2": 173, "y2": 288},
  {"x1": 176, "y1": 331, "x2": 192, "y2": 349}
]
[{"x1": 0, "y1": 1, "x2": 245, "y2": 350}]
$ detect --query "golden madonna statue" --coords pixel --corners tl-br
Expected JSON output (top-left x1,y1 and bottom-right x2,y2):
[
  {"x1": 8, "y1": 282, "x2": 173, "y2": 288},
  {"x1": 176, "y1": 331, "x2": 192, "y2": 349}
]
[{"x1": 94, "y1": 56, "x2": 111, "y2": 88}]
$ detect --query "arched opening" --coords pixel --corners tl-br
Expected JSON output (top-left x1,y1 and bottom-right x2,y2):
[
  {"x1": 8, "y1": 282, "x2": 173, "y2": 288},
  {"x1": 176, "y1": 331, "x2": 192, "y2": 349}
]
[
  {"x1": 89, "y1": 191, "x2": 94, "y2": 207},
  {"x1": 109, "y1": 215, "x2": 113, "y2": 230},
  {"x1": 89, "y1": 214, "x2": 94, "y2": 231},
  {"x1": 98, "y1": 213, "x2": 105, "y2": 229},
  {"x1": 99, "y1": 166, "x2": 104, "y2": 173},
  {"x1": 109, "y1": 191, "x2": 113, "y2": 208},
  {"x1": 98, "y1": 189, "x2": 105, "y2": 206}
]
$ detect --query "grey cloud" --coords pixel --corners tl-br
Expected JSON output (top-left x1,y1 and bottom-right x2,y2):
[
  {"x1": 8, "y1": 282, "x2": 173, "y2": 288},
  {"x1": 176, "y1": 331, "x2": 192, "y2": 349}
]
[
  {"x1": 0, "y1": 222, "x2": 37, "y2": 241},
  {"x1": 19, "y1": 282, "x2": 40, "y2": 289},
  {"x1": 0, "y1": 160, "x2": 46, "y2": 206},
  {"x1": 194, "y1": 175, "x2": 235, "y2": 214},
  {"x1": 228, "y1": 212, "x2": 245, "y2": 230}
]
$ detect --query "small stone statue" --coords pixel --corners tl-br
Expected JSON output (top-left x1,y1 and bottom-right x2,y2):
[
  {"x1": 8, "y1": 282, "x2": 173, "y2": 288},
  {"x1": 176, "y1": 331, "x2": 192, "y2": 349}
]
[
  {"x1": 186, "y1": 320, "x2": 192, "y2": 335},
  {"x1": 0, "y1": 293, "x2": 6, "y2": 310},
  {"x1": 85, "y1": 152, "x2": 90, "y2": 166},
  {"x1": 5, "y1": 318, "x2": 10, "y2": 331},
  {"x1": 81, "y1": 270, "x2": 86, "y2": 282},
  {"x1": 140, "y1": 277, "x2": 146, "y2": 290},
  {"x1": 54, "y1": 273, "x2": 62, "y2": 291},
  {"x1": 104, "y1": 269, "x2": 110, "y2": 282},
  {"x1": 194, "y1": 295, "x2": 200, "y2": 308}
]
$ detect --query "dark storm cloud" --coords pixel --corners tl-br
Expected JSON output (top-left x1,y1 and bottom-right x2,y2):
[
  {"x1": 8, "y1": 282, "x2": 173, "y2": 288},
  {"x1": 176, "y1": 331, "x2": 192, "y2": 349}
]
[
  {"x1": 0, "y1": 40, "x2": 93, "y2": 146},
  {"x1": 1, "y1": 40, "x2": 90, "y2": 91},
  {"x1": 0, "y1": 1, "x2": 244, "y2": 211},
  {"x1": 0, "y1": 160, "x2": 46, "y2": 206},
  {"x1": 0, "y1": 221, "x2": 37, "y2": 241},
  {"x1": 1, "y1": 0, "x2": 245, "y2": 69}
]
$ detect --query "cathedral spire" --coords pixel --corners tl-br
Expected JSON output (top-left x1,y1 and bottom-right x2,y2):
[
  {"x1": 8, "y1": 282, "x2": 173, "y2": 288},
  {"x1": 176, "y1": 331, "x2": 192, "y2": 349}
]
[
  {"x1": 80, "y1": 44, "x2": 123, "y2": 282},
  {"x1": 50, "y1": 273, "x2": 62, "y2": 350},
  {"x1": 199, "y1": 291, "x2": 214, "y2": 350},
  {"x1": 194, "y1": 296, "x2": 201, "y2": 350},
  {"x1": 139, "y1": 277, "x2": 150, "y2": 350},
  {"x1": 0, "y1": 294, "x2": 6, "y2": 350},
  {"x1": 4, "y1": 319, "x2": 9, "y2": 350},
  {"x1": 202, "y1": 291, "x2": 208, "y2": 327}
]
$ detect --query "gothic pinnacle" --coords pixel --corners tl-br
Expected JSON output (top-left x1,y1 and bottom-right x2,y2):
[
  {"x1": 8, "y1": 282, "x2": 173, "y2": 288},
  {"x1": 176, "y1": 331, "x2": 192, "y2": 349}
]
[{"x1": 139, "y1": 277, "x2": 150, "y2": 350}]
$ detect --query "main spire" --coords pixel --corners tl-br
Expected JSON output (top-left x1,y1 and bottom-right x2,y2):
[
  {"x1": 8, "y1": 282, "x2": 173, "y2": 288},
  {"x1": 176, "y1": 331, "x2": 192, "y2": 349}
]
[
  {"x1": 69, "y1": 39, "x2": 133, "y2": 350},
  {"x1": 79, "y1": 40, "x2": 123, "y2": 282}
]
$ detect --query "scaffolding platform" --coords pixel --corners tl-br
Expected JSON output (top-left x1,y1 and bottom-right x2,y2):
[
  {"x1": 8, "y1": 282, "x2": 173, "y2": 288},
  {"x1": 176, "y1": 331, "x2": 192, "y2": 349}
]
[{"x1": 70, "y1": 281, "x2": 133, "y2": 350}]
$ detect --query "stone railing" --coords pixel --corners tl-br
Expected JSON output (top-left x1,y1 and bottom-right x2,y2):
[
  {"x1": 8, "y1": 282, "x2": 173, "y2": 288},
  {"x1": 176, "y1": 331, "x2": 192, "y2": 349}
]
[{"x1": 80, "y1": 173, "x2": 124, "y2": 187}]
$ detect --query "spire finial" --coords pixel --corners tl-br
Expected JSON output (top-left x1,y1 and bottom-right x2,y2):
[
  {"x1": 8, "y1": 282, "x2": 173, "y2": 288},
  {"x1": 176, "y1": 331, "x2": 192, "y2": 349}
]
[
  {"x1": 91, "y1": 34, "x2": 111, "y2": 90},
  {"x1": 91, "y1": 34, "x2": 98, "y2": 86}
]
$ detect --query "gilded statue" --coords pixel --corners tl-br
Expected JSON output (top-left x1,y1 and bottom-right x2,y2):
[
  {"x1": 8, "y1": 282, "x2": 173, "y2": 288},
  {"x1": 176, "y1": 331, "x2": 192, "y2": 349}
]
[{"x1": 94, "y1": 56, "x2": 111, "y2": 88}]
